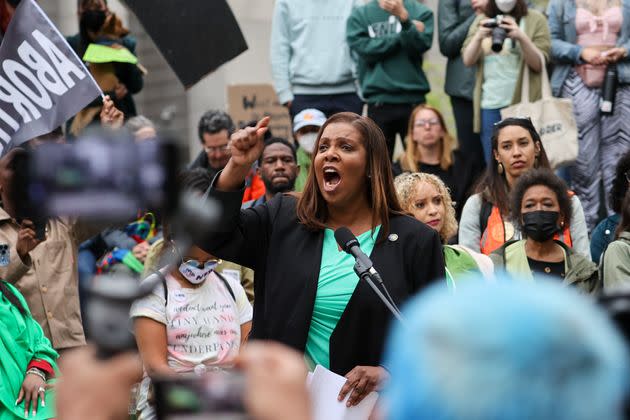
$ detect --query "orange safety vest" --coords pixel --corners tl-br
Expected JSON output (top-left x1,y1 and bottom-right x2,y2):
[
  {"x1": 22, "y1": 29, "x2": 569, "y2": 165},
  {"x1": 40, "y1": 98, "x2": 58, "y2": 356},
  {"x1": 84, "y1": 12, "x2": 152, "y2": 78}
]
[
  {"x1": 480, "y1": 206, "x2": 573, "y2": 255},
  {"x1": 242, "y1": 170, "x2": 266, "y2": 204}
]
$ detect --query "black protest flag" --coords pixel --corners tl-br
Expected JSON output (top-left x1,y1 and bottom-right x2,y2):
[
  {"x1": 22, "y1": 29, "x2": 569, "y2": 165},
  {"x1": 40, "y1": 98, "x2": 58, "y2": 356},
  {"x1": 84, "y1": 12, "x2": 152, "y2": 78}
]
[
  {"x1": 122, "y1": 0, "x2": 248, "y2": 89},
  {"x1": 0, "y1": 0, "x2": 101, "y2": 153}
]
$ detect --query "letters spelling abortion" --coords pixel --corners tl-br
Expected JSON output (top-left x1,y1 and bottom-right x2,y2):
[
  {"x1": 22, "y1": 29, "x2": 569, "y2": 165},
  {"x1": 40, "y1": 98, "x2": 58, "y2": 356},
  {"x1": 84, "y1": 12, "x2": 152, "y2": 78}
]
[{"x1": 0, "y1": 29, "x2": 86, "y2": 143}]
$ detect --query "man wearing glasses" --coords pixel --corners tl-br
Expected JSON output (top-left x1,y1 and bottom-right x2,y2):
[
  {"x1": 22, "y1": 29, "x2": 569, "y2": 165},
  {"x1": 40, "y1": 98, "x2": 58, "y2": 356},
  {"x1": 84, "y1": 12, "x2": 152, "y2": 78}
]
[{"x1": 188, "y1": 110, "x2": 235, "y2": 180}]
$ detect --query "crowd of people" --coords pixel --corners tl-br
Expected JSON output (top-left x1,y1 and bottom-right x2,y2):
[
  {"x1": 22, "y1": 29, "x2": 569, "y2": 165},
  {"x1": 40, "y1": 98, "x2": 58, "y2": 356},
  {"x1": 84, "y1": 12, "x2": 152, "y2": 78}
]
[{"x1": 1, "y1": 0, "x2": 630, "y2": 418}]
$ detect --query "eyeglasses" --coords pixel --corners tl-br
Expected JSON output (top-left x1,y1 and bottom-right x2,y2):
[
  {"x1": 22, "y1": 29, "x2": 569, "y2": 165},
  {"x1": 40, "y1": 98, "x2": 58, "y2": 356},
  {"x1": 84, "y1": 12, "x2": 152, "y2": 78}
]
[
  {"x1": 414, "y1": 118, "x2": 441, "y2": 127},
  {"x1": 204, "y1": 144, "x2": 229, "y2": 153}
]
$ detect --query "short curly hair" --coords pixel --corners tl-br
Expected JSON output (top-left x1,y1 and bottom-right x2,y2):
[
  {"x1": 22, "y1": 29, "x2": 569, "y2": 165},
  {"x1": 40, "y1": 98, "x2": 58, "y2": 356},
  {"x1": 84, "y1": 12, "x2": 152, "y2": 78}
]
[
  {"x1": 609, "y1": 151, "x2": 630, "y2": 213},
  {"x1": 394, "y1": 172, "x2": 458, "y2": 242},
  {"x1": 510, "y1": 169, "x2": 572, "y2": 230},
  {"x1": 197, "y1": 110, "x2": 235, "y2": 143}
]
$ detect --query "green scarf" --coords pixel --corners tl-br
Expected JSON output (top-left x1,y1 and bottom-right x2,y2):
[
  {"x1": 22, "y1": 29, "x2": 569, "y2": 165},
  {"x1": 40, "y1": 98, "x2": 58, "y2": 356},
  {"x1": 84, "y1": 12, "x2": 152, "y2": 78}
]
[
  {"x1": 443, "y1": 245, "x2": 482, "y2": 290},
  {"x1": 295, "y1": 146, "x2": 312, "y2": 193},
  {"x1": 0, "y1": 282, "x2": 58, "y2": 419}
]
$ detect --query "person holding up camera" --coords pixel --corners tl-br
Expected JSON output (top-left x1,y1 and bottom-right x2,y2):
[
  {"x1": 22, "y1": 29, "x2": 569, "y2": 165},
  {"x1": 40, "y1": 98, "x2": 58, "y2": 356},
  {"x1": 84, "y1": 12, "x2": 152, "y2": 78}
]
[
  {"x1": 462, "y1": 0, "x2": 551, "y2": 163},
  {"x1": 0, "y1": 139, "x2": 98, "y2": 355}
]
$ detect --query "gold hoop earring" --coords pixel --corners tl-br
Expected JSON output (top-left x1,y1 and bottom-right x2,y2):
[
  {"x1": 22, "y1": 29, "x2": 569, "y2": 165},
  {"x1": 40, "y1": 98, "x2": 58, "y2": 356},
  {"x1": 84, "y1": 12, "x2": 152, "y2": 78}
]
[{"x1": 497, "y1": 162, "x2": 504, "y2": 175}]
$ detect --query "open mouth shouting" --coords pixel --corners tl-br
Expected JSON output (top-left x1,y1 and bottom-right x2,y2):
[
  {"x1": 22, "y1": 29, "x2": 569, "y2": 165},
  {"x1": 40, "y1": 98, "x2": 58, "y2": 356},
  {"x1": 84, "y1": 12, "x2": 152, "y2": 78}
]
[{"x1": 322, "y1": 166, "x2": 342, "y2": 193}]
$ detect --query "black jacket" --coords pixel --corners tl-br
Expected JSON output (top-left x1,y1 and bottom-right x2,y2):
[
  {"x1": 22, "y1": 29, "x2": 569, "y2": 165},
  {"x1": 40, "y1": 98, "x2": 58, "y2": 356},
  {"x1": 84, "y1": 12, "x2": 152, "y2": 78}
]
[
  {"x1": 393, "y1": 150, "x2": 480, "y2": 220},
  {"x1": 202, "y1": 188, "x2": 445, "y2": 375},
  {"x1": 188, "y1": 151, "x2": 220, "y2": 180}
]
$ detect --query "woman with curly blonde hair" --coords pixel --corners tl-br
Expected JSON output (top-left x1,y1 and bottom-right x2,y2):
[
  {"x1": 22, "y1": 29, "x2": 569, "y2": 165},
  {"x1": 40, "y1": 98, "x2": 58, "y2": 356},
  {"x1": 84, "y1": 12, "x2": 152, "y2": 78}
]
[
  {"x1": 394, "y1": 105, "x2": 479, "y2": 219},
  {"x1": 395, "y1": 172, "x2": 493, "y2": 287}
]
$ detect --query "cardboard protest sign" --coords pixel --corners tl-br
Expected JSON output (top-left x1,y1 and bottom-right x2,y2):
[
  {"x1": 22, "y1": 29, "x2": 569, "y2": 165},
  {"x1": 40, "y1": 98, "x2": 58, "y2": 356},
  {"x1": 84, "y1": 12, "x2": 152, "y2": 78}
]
[
  {"x1": 227, "y1": 84, "x2": 292, "y2": 141},
  {"x1": 123, "y1": 0, "x2": 247, "y2": 89},
  {"x1": 0, "y1": 0, "x2": 101, "y2": 152}
]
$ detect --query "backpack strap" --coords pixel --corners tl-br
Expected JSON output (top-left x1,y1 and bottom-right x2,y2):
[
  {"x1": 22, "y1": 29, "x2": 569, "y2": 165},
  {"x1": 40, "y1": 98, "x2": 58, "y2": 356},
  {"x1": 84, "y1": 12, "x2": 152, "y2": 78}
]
[
  {"x1": 479, "y1": 199, "x2": 493, "y2": 238},
  {"x1": 215, "y1": 270, "x2": 237, "y2": 303},
  {"x1": 146, "y1": 268, "x2": 168, "y2": 304},
  {"x1": 159, "y1": 269, "x2": 237, "y2": 305}
]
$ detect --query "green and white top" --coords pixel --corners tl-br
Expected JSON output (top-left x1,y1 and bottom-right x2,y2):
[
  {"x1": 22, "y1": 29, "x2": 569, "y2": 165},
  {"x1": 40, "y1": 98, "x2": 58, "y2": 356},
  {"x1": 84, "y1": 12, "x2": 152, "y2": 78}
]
[{"x1": 305, "y1": 226, "x2": 381, "y2": 369}]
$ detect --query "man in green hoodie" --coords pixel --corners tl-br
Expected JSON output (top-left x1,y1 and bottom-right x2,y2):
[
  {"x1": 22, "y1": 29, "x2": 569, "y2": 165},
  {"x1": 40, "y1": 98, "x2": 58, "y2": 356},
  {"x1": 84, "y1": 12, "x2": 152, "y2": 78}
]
[{"x1": 347, "y1": 0, "x2": 434, "y2": 160}]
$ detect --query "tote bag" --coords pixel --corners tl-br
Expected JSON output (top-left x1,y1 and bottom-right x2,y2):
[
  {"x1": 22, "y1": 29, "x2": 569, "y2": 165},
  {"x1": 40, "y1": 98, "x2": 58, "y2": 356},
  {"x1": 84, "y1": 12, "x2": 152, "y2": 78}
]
[{"x1": 501, "y1": 50, "x2": 578, "y2": 169}]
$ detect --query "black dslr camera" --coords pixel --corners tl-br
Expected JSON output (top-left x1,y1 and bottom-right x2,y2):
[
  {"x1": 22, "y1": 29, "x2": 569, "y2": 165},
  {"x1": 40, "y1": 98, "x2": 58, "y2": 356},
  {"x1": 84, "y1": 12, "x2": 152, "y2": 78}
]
[{"x1": 482, "y1": 14, "x2": 508, "y2": 53}]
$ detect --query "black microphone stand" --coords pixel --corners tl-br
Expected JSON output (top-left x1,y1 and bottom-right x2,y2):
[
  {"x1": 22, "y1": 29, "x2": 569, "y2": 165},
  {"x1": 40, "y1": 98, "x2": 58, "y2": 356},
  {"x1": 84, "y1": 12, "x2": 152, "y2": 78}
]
[{"x1": 352, "y1": 258, "x2": 406, "y2": 324}]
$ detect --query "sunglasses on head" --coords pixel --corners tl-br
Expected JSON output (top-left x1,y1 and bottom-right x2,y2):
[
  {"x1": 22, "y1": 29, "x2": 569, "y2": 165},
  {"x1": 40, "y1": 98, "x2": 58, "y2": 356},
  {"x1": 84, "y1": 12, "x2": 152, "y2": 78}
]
[{"x1": 494, "y1": 116, "x2": 533, "y2": 126}]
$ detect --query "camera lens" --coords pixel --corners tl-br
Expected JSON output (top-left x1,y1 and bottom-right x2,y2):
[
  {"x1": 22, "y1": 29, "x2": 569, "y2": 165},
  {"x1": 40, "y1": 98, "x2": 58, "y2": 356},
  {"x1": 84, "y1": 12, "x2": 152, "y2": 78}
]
[{"x1": 491, "y1": 27, "x2": 508, "y2": 52}]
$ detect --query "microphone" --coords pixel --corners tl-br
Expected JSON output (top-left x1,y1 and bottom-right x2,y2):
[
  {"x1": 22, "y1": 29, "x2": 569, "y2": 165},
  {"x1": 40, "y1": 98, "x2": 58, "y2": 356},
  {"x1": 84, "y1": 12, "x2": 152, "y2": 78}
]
[
  {"x1": 334, "y1": 227, "x2": 404, "y2": 322},
  {"x1": 334, "y1": 227, "x2": 379, "y2": 280}
]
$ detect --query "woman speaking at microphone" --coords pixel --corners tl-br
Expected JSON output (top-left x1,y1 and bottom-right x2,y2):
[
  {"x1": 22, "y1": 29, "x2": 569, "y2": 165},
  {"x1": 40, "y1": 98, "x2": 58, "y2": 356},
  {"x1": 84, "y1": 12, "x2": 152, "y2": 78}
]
[{"x1": 202, "y1": 113, "x2": 444, "y2": 406}]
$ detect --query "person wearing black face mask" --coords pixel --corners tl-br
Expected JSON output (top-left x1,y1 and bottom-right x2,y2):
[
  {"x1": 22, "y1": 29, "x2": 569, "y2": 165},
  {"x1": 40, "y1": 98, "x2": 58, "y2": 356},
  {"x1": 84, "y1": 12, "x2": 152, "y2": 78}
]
[{"x1": 490, "y1": 169, "x2": 600, "y2": 294}]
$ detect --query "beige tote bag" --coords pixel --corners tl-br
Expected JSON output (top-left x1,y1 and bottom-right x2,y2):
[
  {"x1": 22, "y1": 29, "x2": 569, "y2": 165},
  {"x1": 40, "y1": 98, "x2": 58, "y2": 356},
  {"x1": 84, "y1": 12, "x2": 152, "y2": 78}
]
[{"x1": 501, "y1": 50, "x2": 578, "y2": 169}]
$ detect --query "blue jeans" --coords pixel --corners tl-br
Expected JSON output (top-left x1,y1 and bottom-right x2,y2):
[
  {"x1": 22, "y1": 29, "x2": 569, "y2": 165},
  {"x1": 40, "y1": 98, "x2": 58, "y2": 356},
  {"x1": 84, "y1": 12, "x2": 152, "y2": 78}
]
[
  {"x1": 555, "y1": 165, "x2": 572, "y2": 185},
  {"x1": 78, "y1": 244, "x2": 97, "y2": 335},
  {"x1": 480, "y1": 108, "x2": 503, "y2": 163}
]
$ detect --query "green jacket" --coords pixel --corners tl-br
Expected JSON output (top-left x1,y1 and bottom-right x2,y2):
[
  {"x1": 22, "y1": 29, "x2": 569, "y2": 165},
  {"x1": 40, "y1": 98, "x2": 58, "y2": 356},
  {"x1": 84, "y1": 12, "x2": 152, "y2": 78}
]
[
  {"x1": 490, "y1": 240, "x2": 600, "y2": 294},
  {"x1": 347, "y1": 0, "x2": 434, "y2": 104},
  {"x1": 462, "y1": 10, "x2": 551, "y2": 132},
  {"x1": 0, "y1": 282, "x2": 58, "y2": 419},
  {"x1": 437, "y1": 0, "x2": 477, "y2": 100},
  {"x1": 601, "y1": 232, "x2": 630, "y2": 291},
  {"x1": 295, "y1": 146, "x2": 311, "y2": 193}
]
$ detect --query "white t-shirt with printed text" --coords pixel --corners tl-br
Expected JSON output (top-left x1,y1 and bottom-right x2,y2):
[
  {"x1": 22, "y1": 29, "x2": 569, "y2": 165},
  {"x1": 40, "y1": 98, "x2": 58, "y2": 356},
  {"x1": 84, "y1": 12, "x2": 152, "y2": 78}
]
[{"x1": 130, "y1": 271, "x2": 253, "y2": 372}]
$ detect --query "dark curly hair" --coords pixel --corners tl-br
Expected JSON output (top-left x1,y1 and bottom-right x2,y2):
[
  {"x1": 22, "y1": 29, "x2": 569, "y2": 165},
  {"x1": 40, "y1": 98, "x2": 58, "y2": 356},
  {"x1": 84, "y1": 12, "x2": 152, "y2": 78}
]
[
  {"x1": 197, "y1": 110, "x2": 235, "y2": 143},
  {"x1": 609, "y1": 151, "x2": 630, "y2": 214},
  {"x1": 257, "y1": 137, "x2": 296, "y2": 166},
  {"x1": 510, "y1": 169, "x2": 572, "y2": 231}
]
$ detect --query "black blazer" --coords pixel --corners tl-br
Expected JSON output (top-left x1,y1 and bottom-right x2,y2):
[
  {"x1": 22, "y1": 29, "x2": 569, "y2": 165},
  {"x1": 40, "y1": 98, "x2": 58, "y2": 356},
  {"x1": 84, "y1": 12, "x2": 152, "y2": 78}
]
[{"x1": 202, "y1": 188, "x2": 445, "y2": 376}]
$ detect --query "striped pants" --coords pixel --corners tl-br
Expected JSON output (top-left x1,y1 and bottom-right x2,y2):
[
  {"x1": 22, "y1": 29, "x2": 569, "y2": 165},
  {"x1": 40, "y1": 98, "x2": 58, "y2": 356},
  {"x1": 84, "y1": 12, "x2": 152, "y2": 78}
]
[{"x1": 561, "y1": 70, "x2": 630, "y2": 230}]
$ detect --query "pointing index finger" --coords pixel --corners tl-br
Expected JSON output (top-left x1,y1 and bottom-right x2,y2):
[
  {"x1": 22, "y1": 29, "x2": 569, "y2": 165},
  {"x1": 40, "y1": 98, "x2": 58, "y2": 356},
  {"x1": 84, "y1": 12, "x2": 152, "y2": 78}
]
[{"x1": 255, "y1": 116, "x2": 271, "y2": 130}]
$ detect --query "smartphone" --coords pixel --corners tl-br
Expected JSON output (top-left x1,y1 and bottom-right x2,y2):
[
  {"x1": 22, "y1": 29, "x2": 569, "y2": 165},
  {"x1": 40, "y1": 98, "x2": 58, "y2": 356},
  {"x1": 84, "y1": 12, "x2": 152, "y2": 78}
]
[
  {"x1": 32, "y1": 219, "x2": 46, "y2": 241},
  {"x1": 15, "y1": 217, "x2": 46, "y2": 241},
  {"x1": 152, "y1": 371, "x2": 248, "y2": 420}
]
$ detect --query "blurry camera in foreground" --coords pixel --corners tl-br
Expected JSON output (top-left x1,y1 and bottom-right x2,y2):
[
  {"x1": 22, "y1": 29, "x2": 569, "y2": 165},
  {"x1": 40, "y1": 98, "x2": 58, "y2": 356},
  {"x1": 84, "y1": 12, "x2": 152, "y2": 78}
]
[
  {"x1": 15, "y1": 129, "x2": 179, "y2": 223},
  {"x1": 482, "y1": 14, "x2": 508, "y2": 53},
  {"x1": 153, "y1": 372, "x2": 247, "y2": 420}
]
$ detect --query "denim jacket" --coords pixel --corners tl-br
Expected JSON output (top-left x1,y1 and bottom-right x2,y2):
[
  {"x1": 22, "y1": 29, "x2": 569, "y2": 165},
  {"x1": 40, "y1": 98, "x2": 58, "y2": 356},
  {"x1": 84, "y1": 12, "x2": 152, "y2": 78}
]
[{"x1": 547, "y1": 0, "x2": 630, "y2": 96}]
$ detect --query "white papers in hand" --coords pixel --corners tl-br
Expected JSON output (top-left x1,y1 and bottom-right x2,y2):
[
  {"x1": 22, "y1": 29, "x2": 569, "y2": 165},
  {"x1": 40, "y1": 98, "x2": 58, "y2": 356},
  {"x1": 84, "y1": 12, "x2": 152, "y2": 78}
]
[{"x1": 308, "y1": 365, "x2": 378, "y2": 420}]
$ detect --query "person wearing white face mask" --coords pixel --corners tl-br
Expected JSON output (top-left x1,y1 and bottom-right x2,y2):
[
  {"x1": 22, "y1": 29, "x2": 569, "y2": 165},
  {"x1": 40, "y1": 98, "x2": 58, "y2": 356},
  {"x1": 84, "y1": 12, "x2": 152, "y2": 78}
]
[
  {"x1": 130, "y1": 240, "x2": 253, "y2": 420},
  {"x1": 462, "y1": 0, "x2": 551, "y2": 164},
  {"x1": 293, "y1": 108, "x2": 327, "y2": 192}
]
